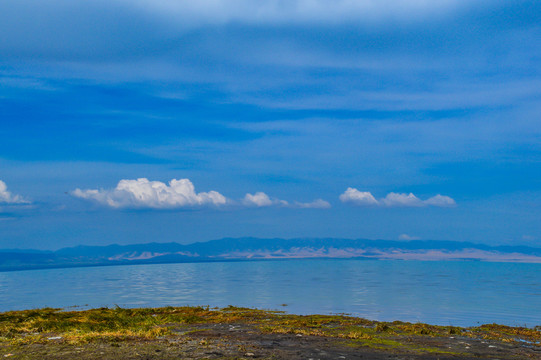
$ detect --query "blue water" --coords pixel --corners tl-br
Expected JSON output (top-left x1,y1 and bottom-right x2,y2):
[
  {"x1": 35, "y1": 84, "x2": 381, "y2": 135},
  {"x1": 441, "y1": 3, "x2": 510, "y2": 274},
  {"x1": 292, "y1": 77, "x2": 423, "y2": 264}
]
[{"x1": 0, "y1": 259, "x2": 539, "y2": 327}]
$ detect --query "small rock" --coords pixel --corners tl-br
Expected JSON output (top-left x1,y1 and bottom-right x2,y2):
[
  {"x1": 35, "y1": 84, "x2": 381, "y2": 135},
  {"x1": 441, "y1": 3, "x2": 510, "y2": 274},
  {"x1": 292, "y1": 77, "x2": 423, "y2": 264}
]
[
  {"x1": 47, "y1": 336, "x2": 62, "y2": 340},
  {"x1": 245, "y1": 352, "x2": 255, "y2": 357}
]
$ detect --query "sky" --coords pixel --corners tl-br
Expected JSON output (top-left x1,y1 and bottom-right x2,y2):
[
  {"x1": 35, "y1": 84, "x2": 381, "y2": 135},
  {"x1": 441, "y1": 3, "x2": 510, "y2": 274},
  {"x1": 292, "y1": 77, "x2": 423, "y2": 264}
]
[{"x1": 0, "y1": 0, "x2": 540, "y2": 250}]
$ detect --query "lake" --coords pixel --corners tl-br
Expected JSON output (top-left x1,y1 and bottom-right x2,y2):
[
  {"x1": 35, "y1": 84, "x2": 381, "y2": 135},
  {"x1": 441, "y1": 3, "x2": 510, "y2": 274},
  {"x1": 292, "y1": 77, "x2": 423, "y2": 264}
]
[{"x1": 0, "y1": 259, "x2": 539, "y2": 327}]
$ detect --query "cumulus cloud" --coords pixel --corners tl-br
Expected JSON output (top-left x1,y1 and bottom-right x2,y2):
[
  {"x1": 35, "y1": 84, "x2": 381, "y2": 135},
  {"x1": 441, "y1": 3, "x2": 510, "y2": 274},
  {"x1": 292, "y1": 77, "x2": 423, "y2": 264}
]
[
  {"x1": 382, "y1": 192, "x2": 424, "y2": 207},
  {"x1": 243, "y1": 192, "x2": 289, "y2": 207},
  {"x1": 0, "y1": 180, "x2": 29, "y2": 204},
  {"x1": 424, "y1": 194, "x2": 457, "y2": 207},
  {"x1": 243, "y1": 192, "x2": 275, "y2": 207},
  {"x1": 73, "y1": 180, "x2": 331, "y2": 210},
  {"x1": 339, "y1": 187, "x2": 379, "y2": 206},
  {"x1": 72, "y1": 178, "x2": 228, "y2": 209},
  {"x1": 340, "y1": 188, "x2": 456, "y2": 208},
  {"x1": 243, "y1": 192, "x2": 331, "y2": 209}
]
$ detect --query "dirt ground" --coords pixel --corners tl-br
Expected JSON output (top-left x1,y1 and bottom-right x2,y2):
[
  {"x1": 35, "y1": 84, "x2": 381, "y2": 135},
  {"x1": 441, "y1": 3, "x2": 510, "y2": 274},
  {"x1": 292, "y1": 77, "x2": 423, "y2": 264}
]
[{"x1": 2, "y1": 321, "x2": 540, "y2": 359}]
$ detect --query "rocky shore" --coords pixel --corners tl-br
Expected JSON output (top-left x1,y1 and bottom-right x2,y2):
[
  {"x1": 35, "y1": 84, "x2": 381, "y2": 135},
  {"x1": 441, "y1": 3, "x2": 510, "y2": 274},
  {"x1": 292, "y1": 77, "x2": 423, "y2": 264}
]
[{"x1": 1, "y1": 306, "x2": 540, "y2": 359}]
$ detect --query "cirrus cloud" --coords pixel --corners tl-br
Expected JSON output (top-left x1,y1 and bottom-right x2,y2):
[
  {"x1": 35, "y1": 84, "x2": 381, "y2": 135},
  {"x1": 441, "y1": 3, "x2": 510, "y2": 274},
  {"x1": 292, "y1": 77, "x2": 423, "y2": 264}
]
[
  {"x1": 129, "y1": 0, "x2": 465, "y2": 25},
  {"x1": 340, "y1": 187, "x2": 456, "y2": 208}
]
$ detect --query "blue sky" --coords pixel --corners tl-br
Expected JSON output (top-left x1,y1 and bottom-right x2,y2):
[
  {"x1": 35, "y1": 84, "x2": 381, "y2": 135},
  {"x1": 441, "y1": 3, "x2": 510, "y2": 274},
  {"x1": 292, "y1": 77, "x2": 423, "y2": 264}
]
[{"x1": 0, "y1": 0, "x2": 540, "y2": 249}]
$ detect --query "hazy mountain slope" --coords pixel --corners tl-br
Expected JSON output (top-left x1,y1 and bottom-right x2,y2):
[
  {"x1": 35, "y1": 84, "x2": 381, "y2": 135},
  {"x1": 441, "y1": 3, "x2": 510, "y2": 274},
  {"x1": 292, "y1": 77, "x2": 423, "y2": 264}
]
[{"x1": 1, "y1": 238, "x2": 540, "y2": 271}]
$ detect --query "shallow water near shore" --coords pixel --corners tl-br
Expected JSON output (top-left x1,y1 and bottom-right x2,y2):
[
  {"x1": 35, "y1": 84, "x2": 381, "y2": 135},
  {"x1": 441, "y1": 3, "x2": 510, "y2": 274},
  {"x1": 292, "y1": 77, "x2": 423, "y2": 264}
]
[{"x1": 0, "y1": 259, "x2": 539, "y2": 327}]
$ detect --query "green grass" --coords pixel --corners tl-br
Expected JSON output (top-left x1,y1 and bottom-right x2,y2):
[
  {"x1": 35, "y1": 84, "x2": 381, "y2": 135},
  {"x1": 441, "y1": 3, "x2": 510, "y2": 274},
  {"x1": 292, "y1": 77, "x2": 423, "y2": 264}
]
[{"x1": 0, "y1": 305, "x2": 539, "y2": 355}]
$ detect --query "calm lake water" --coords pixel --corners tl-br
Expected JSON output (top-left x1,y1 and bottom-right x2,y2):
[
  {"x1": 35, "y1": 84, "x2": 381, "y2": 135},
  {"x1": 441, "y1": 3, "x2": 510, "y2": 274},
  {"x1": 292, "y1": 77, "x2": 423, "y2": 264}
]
[{"x1": 0, "y1": 259, "x2": 539, "y2": 327}]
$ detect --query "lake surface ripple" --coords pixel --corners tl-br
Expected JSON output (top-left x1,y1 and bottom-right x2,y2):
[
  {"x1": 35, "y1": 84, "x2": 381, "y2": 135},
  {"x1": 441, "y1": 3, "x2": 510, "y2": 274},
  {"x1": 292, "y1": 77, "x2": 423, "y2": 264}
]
[{"x1": 0, "y1": 259, "x2": 539, "y2": 327}]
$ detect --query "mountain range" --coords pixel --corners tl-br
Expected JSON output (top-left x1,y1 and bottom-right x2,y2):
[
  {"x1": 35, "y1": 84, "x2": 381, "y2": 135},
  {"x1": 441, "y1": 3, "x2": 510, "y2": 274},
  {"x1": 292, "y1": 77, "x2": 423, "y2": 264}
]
[{"x1": 1, "y1": 237, "x2": 540, "y2": 272}]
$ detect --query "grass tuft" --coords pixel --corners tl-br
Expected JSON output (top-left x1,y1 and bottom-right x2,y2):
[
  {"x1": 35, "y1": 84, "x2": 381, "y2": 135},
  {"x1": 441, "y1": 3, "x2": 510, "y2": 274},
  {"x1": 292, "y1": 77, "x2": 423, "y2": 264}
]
[{"x1": 0, "y1": 305, "x2": 539, "y2": 355}]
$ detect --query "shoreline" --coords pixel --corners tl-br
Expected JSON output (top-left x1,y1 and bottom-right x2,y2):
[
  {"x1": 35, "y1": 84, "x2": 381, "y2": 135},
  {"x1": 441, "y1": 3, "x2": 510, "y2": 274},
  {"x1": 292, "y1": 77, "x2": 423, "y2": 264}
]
[
  {"x1": 3, "y1": 254, "x2": 541, "y2": 274},
  {"x1": 1, "y1": 306, "x2": 540, "y2": 359}
]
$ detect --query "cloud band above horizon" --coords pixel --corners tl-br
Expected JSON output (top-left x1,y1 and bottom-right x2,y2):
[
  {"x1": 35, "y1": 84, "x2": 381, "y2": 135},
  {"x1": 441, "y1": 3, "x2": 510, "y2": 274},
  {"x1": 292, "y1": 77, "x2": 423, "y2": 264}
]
[
  {"x1": 72, "y1": 178, "x2": 332, "y2": 210},
  {"x1": 340, "y1": 187, "x2": 456, "y2": 208}
]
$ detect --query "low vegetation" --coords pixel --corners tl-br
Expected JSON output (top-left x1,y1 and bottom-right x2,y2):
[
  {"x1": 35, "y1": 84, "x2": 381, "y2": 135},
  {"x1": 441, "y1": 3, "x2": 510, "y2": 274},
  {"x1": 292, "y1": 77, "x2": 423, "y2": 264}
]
[{"x1": 0, "y1": 306, "x2": 539, "y2": 358}]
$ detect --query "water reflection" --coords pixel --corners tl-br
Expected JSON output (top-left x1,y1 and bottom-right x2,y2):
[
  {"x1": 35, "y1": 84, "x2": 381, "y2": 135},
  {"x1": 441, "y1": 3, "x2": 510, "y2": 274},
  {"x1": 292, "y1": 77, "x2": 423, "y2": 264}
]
[{"x1": 0, "y1": 259, "x2": 539, "y2": 327}]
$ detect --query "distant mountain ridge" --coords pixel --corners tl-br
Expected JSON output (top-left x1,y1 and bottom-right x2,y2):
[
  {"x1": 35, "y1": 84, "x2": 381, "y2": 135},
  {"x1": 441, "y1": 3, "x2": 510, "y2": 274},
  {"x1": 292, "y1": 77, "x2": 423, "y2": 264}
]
[{"x1": 1, "y1": 237, "x2": 541, "y2": 271}]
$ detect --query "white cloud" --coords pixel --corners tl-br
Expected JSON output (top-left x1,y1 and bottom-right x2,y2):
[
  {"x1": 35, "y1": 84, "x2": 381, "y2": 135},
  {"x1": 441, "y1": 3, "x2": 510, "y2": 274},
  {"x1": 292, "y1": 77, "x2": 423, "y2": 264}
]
[
  {"x1": 340, "y1": 187, "x2": 456, "y2": 208},
  {"x1": 339, "y1": 187, "x2": 379, "y2": 206},
  {"x1": 399, "y1": 234, "x2": 421, "y2": 240},
  {"x1": 382, "y1": 192, "x2": 424, "y2": 207},
  {"x1": 242, "y1": 192, "x2": 289, "y2": 207},
  {"x1": 73, "y1": 179, "x2": 332, "y2": 211},
  {"x1": 72, "y1": 178, "x2": 227, "y2": 209},
  {"x1": 293, "y1": 199, "x2": 331, "y2": 209},
  {"x1": 243, "y1": 192, "x2": 275, "y2": 207},
  {"x1": 243, "y1": 192, "x2": 330, "y2": 209},
  {"x1": 424, "y1": 194, "x2": 457, "y2": 207},
  {"x1": 0, "y1": 180, "x2": 29, "y2": 204}
]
